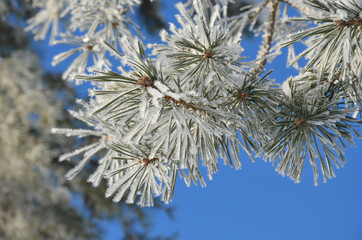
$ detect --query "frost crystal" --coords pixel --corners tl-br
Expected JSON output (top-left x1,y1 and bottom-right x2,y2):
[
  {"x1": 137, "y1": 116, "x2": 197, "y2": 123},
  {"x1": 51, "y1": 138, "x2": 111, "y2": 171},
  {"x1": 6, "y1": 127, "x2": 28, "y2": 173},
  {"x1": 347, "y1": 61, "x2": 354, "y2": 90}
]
[{"x1": 26, "y1": 0, "x2": 361, "y2": 206}]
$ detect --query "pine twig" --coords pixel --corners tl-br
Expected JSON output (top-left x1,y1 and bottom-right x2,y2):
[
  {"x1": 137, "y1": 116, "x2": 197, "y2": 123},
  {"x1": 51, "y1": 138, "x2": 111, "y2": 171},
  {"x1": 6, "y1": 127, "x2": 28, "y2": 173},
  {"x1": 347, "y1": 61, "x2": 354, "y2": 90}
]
[
  {"x1": 251, "y1": 0, "x2": 279, "y2": 74},
  {"x1": 279, "y1": 0, "x2": 320, "y2": 17},
  {"x1": 246, "y1": 0, "x2": 270, "y2": 25}
]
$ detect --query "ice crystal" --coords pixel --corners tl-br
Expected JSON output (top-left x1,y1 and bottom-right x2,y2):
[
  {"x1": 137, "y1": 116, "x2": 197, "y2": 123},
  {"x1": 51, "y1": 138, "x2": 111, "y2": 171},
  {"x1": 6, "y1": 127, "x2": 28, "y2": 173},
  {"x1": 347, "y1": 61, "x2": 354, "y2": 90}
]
[{"x1": 26, "y1": 0, "x2": 360, "y2": 206}]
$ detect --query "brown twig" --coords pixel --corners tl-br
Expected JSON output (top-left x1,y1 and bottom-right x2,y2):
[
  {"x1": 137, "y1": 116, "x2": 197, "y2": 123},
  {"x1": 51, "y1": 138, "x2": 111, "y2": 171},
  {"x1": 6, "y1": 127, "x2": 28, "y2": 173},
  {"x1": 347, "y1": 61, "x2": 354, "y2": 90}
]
[
  {"x1": 139, "y1": 157, "x2": 159, "y2": 166},
  {"x1": 251, "y1": 0, "x2": 279, "y2": 74},
  {"x1": 335, "y1": 19, "x2": 362, "y2": 29},
  {"x1": 238, "y1": 93, "x2": 249, "y2": 100},
  {"x1": 229, "y1": 0, "x2": 270, "y2": 37},
  {"x1": 163, "y1": 96, "x2": 205, "y2": 113},
  {"x1": 246, "y1": 0, "x2": 270, "y2": 25},
  {"x1": 294, "y1": 117, "x2": 307, "y2": 126},
  {"x1": 137, "y1": 75, "x2": 206, "y2": 113}
]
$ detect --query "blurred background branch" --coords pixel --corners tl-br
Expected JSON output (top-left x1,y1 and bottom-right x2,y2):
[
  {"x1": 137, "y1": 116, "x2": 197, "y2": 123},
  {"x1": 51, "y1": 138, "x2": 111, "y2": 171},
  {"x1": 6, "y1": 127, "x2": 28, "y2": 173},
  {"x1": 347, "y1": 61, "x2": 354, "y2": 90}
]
[{"x1": 0, "y1": 0, "x2": 175, "y2": 239}]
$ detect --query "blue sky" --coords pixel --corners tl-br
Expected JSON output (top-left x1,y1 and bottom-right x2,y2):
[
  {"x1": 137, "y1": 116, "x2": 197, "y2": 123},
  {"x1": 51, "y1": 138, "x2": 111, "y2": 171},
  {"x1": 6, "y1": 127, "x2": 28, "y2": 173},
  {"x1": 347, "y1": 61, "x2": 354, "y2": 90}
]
[{"x1": 34, "y1": 1, "x2": 362, "y2": 239}]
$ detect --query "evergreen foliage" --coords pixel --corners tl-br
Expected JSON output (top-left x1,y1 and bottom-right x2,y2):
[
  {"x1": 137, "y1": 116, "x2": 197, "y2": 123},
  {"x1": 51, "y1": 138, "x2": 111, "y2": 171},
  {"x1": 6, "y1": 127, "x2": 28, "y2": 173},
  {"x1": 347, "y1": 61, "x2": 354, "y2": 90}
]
[
  {"x1": 16, "y1": 0, "x2": 362, "y2": 206},
  {"x1": 0, "y1": 0, "x2": 174, "y2": 238}
]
